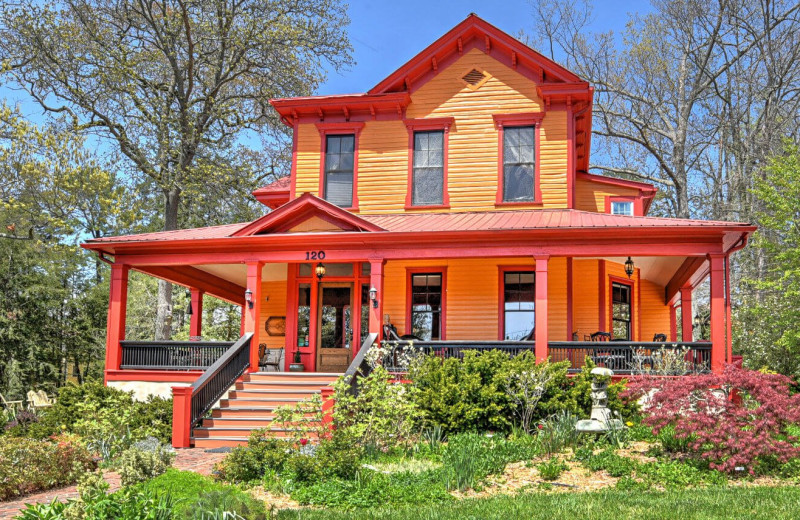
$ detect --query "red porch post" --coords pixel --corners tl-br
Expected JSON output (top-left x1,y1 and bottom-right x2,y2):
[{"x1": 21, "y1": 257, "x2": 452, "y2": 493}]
[
  {"x1": 189, "y1": 288, "x2": 204, "y2": 339},
  {"x1": 669, "y1": 304, "x2": 678, "y2": 342},
  {"x1": 709, "y1": 254, "x2": 726, "y2": 373},
  {"x1": 245, "y1": 262, "x2": 263, "y2": 371},
  {"x1": 680, "y1": 286, "x2": 693, "y2": 342},
  {"x1": 105, "y1": 263, "x2": 129, "y2": 380},
  {"x1": 171, "y1": 386, "x2": 192, "y2": 448},
  {"x1": 368, "y1": 258, "x2": 385, "y2": 339},
  {"x1": 308, "y1": 267, "x2": 319, "y2": 372},
  {"x1": 534, "y1": 255, "x2": 549, "y2": 363}
]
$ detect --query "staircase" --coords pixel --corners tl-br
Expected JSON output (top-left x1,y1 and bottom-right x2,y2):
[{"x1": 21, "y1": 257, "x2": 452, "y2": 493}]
[{"x1": 192, "y1": 372, "x2": 341, "y2": 448}]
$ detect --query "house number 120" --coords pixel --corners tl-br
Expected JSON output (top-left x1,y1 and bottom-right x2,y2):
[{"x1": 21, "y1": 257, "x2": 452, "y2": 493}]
[{"x1": 305, "y1": 251, "x2": 326, "y2": 260}]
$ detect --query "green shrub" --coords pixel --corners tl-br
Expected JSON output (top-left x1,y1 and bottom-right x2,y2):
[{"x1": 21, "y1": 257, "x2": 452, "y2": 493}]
[
  {"x1": 582, "y1": 449, "x2": 637, "y2": 478},
  {"x1": 117, "y1": 443, "x2": 175, "y2": 486},
  {"x1": 315, "y1": 430, "x2": 364, "y2": 480},
  {"x1": 214, "y1": 431, "x2": 293, "y2": 483},
  {"x1": 537, "y1": 458, "x2": 568, "y2": 481},
  {"x1": 285, "y1": 453, "x2": 321, "y2": 484},
  {"x1": 656, "y1": 424, "x2": 693, "y2": 453},
  {"x1": 185, "y1": 488, "x2": 267, "y2": 520},
  {"x1": 333, "y1": 365, "x2": 422, "y2": 450},
  {"x1": 0, "y1": 435, "x2": 95, "y2": 500}
]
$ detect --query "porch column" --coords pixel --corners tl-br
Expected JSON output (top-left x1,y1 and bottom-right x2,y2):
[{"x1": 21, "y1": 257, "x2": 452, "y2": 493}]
[
  {"x1": 105, "y1": 263, "x2": 129, "y2": 378},
  {"x1": 368, "y1": 258, "x2": 385, "y2": 340},
  {"x1": 189, "y1": 289, "x2": 204, "y2": 339},
  {"x1": 534, "y1": 255, "x2": 549, "y2": 363},
  {"x1": 709, "y1": 254, "x2": 726, "y2": 373},
  {"x1": 680, "y1": 286, "x2": 693, "y2": 342},
  {"x1": 245, "y1": 262, "x2": 263, "y2": 371},
  {"x1": 669, "y1": 304, "x2": 678, "y2": 342}
]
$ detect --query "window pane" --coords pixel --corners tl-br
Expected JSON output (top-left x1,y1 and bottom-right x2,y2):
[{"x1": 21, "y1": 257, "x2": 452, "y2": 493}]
[
  {"x1": 325, "y1": 172, "x2": 353, "y2": 207},
  {"x1": 324, "y1": 134, "x2": 355, "y2": 207},
  {"x1": 503, "y1": 126, "x2": 535, "y2": 202},
  {"x1": 612, "y1": 201, "x2": 634, "y2": 216},
  {"x1": 503, "y1": 271, "x2": 535, "y2": 340},
  {"x1": 411, "y1": 273, "x2": 443, "y2": 339},
  {"x1": 505, "y1": 312, "x2": 535, "y2": 340},
  {"x1": 413, "y1": 131, "x2": 444, "y2": 205}
]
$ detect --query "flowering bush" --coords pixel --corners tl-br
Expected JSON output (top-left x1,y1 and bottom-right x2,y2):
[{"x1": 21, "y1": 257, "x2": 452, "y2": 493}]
[
  {"x1": 624, "y1": 365, "x2": 800, "y2": 474},
  {"x1": 0, "y1": 434, "x2": 95, "y2": 500}
]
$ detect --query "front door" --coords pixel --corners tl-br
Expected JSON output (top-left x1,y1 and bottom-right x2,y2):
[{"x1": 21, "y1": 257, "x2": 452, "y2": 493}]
[{"x1": 317, "y1": 283, "x2": 353, "y2": 373}]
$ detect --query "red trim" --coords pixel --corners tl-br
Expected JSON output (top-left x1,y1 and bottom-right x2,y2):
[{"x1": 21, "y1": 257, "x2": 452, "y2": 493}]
[
  {"x1": 316, "y1": 122, "x2": 365, "y2": 211},
  {"x1": 725, "y1": 254, "x2": 732, "y2": 364},
  {"x1": 245, "y1": 262, "x2": 263, "y2": 371},
  {"x1": 566, "y1": 257, "x2": 573, "y2": 339},
  {"x1": 708, "y1": 254, "x2": 725, "y2": 373},
  {"x1": 534, "y1": 255, "x2": 549, "y2": 362},
  {"x1": 669, "y1": 304, "x2": 678, "y2": 342},
  {"x1": 105, "y1": 264, "x2": 129, "y2": 378},
  {"x1": 369, "y1": 259, "x2": 385, "y2": 339},
  {"x1": 352, "y1": 263, "x2": 363, "y2": 355},
  {"x1": 133, "y1": 265, "x2": 244, "y2": 306},
  {"x1": 233, "y1": 193, "x2": 384, "y2": 236},
  {"x1": 680, "y1": 286, "x2": 693, "y2": 342},
  {"x1": 189, "y1": 289, "x2": 203, "y2": 338},
  {"x1": 405, "y1": 267, "x2": 447, "y2": 340},
  {"x1": 598, "y1": 260, "x2": 606, "y2": 332},
  {"x1": 665, "y1": 257, "x2": 707, "y2": 305},
  {"x1": 290, "y1": 121, "x2": 299, "y2": 199},
  {"x1": 270, "y1": 92, "x2": 411, "y2": 126},
  {"x1": 567, "y1": 105, "x2": 575, "y2": 209},
  {"x1": 405, "y1": 118, "x2": 454, "y2": 209},
  {"x1": 106, "y1": 369, "x2": 203, "y2": 383},
  {"x1": 285, "y1": 264, "x2": 298, "y2": 371},
  {"x1": 497, "y1": 265, "x2": 536, "y2": 340},
  {"x1": 172, "y1": 386, "x2": 192, "y2": 448},
  {"x1": 493, "y1": 113, "x2": 545, "y2": 206},
  {"x1": 253, "y1": 190, "x2": 290, "y2": 210},
  {"x1": 308, "y1": 267, "x2": 319, "y2": 372},
  {"x1": 608, "y1": 275, "x2": 634, "y2": 341}
]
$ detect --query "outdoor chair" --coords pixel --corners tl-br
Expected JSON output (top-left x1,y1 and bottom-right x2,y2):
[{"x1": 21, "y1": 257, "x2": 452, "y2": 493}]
[
  {"x1": 258, "y1": 344, "x2": 284, "y2": 372},
  {"x1": 27, "y1": 390, "x2": 53, "y2": 410},
  {"x1": 1, "y1": 392, "x2": 23, "y2": 414},
  {"x1": 653, "y1": 333, "x2": 667, "y2": 342}
]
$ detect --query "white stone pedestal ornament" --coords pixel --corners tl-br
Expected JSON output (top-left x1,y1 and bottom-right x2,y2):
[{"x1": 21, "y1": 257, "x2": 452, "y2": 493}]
[{"x1": 575, "y1": 367, "x2": 625, "y2": 433}]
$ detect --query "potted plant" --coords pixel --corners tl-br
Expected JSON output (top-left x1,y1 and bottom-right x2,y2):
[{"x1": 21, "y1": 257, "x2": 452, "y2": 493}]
[{"x1": 289, "y1": 348, "x2": 305, "y2": 371}]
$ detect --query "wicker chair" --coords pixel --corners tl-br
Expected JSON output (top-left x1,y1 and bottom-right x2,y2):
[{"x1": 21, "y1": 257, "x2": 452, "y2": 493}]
[{"x1": 258, "y1": 343, "x2": 284, "y2": 372}]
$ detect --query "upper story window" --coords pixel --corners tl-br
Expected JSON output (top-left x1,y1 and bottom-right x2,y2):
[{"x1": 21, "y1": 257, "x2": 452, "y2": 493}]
[
  {"x1": 404, "y1": 117, "x2": 453, "y2": 208},
  {"x1": 502, "y1": 126, "x2": 536, "y2": 202},
  {"x1": 412, "y1": 131, "x2": 444, "y2": 206},
  {"x1": 324, "y1": 134, "x2": 355, "y2": 207},
  {"x1": 611, "y1": 201, "x2": 634, "y2": 216},
  {"x1": 611, "y1": 281, "x2": 632, "y2": 340},
  {"x1": 493, "y1": 113, "x2": 544, "y2": 206}
]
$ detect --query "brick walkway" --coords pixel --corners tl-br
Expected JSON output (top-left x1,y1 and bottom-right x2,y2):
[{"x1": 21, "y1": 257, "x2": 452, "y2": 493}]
[{"x1": 0, "y1": 449, "x2": 228, "y2": 519}]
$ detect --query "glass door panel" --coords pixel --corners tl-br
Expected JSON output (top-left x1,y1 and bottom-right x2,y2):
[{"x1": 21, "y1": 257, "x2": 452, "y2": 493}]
[{"x1": 317, "y1": 284, "x2": 353, "y2": 372}]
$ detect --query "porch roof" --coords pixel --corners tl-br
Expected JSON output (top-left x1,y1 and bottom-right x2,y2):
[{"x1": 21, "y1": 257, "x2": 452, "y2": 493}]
[{"x1": 84, "y1": 207, "x2": 754, "y2": 247}]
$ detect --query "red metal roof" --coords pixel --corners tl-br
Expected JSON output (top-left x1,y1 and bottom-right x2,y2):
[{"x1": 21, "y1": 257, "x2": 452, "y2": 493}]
[
  {"x1": 85, "y1": 209, "x2": 752, "y2": 246},
  {"x1": 253, "y1": 177, "x2": 291, "y2": 193}
]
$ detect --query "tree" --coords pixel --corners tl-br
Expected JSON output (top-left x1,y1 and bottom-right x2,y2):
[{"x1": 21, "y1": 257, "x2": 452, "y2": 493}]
[
  {"x1": 736, "y1": 144, "x2": 800, "y2": 377},
  {"x1": 527, "y1": 0, "x2": 800, "y2": 218},
  {"x1": 0, "y1": 0, "x2": 352, "y2": 338}
]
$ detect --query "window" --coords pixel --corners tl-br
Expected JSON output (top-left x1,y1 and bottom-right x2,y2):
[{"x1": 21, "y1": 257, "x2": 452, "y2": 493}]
[
  {"x1": 324, "y1": 134, "x2": 355, "y2": 207},
  {"x1": 410, "y1": 273, "x2": 443, "y2": 340},
  {"x1": 412, "y1": 131, "x2": 444, "y2": 206},
  {"x1": 502, "y1": 126, "x2": 536, "y2": 202},
  {"x1": 611, "y1": 282, "x2": 632, "y2": 340},
  {"x1": 611, "y1": 201, "x2": 634, "y2": 216},
  {"x1": 503, "y1": 271, "x2": 535, "y2": 340}
]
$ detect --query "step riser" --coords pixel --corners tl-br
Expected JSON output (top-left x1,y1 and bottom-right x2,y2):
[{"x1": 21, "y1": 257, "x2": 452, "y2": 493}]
[
  {"x1": 202, "y1": 419, "x2": 315, "y2": 428},
  {"x1": 229, "y1": 390, "x2": 320, "y2": 400},
  {"x1": 193, "y1": 438, "x2": 249, "y2": 448},
  {"x1": 245, "y1": 374, "x2": 340, "y2": 383},
  {"x1": 212, "y1": 409, "x2": 278, "y2": 418},
  {"x1": 237, "y1": 382, "x2": 331, "y2": 391},
  {"x1": 220, "y1": 398, "x2": 309, "y2": 408},
  {"x1": 194, "y1": 429, "x2": 317, "y2": 439}
]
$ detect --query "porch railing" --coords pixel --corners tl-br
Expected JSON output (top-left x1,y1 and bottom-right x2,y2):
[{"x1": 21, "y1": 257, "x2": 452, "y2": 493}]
[
  {"x1": 549, "y1": 341, "x2": 712, "y2": 375},
  {"x1": 380, "y1": 339, "x2": 712, "y2": 376},
  {"x1": 343, "y1": 332, "x2": 380, "y2": 396},
  {"x1": 120, "y1": 340, "x2": 233, "y2": 370}
]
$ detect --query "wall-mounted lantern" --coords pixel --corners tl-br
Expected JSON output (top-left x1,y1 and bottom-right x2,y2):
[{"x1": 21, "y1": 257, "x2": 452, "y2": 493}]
[
  {"x1": 624, "y1": 256, "x2": 635, "y2": 279},
  {"x1": 315, "y1": 263, "x2": 326, "y2": 281},
  {"x1": 369, "y1": 286, "x2": 378, "y2": 308},
  {"x1": 244, "y1": 288, "x2": 253, "y2": 309}
]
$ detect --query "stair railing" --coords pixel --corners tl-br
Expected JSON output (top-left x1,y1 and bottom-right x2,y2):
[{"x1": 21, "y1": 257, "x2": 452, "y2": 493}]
[
  {"x1": 343, "y1": 332, "x2": 379, "y2": 396},
  {"x1": 172, "y1": 333, "x2": 253, "y2": 448}
]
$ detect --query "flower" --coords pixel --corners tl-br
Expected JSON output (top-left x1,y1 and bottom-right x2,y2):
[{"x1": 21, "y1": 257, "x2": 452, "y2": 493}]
[
  {"x1": 299, "y1": 438, "x2": 308, "y2": 446},
  {"x1": 625, "y1": 421, "x2": 634, "y2": 427},
  {"x1": 537, "y1": 424, "x2": 544, "y2": 430}
]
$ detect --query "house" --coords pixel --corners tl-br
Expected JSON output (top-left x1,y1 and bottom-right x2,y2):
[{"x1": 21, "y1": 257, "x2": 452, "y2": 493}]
[{"x1": 81, "y1": 14, "x2": 755, "y2": 448}]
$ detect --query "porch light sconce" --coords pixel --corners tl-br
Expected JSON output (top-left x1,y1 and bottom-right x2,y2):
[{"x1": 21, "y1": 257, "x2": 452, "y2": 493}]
[
  {"x1": 315, "y1": 263, "x2": 326, "y2": 281},
  {"x1": 244, "y1": 288, "x2": 253, "y2": 309},
  {"x1": 693, "y1": 314, "x2": 702, "y2": 330},
  {"x1": 624, "y1": 256, "x2": 635, "y2": 279},
  {"x1": 369, "y1": 286, "x2": 378, "y2": 308}
]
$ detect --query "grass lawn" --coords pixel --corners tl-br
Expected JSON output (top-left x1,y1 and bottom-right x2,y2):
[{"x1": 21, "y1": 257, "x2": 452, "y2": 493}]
[{"x1": 275, "y1": 487, "x2": 800, "y2": 520}]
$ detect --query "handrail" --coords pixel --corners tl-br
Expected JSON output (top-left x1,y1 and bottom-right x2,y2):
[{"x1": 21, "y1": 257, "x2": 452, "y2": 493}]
[
  {"x1": 189, "y1": 333, "x2": 253, "y2": 428},
  {"x1": 343, "y1": 332, "x2": 379, "y2": 395}
]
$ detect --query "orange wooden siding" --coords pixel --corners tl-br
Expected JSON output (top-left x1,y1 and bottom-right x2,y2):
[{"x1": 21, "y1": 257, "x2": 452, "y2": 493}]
[
  {"x1": 571, "y1": 259, "x2": 601, "y2": 338},
  {"x1": 292, "y1": 48, "x2": 569, "y2": 213},
  {"x1": 639, "y1": 278, "x2": 672, "y2": 341},
  {"x1": 259, "y1": 281, "x2": 288, "y2": 351},
  {"x1": 574, "y1": 178, "x2": 641, "y2": 213}
]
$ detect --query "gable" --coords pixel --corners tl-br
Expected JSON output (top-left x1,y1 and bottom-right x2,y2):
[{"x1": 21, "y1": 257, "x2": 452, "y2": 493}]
[{"x1": 232, "y1": 193, "x2": 385, "y2": 236}]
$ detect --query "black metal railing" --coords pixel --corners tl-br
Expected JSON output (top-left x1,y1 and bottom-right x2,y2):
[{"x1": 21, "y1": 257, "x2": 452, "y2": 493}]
[
  {"x1": 343, "y1": 333, "x2": 379, "y2": 395},
  {"x1": 548, "y1": 341, "x2": 712, "y2": 375},
  {"x1": 380, "y1": 340, "x2": 534, "y2": 372},
  {"x1": 189, "y1": 333, "x2": 252, "y2": 428},
  {"x1": 120, "y1": 340, "x2": 233, "y2": 370}
]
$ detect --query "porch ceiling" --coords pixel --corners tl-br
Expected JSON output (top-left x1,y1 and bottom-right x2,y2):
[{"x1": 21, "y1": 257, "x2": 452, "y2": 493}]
[
  {"x1": 193, "y1": 263, "x2": 288, "y2": 287},
  {"x1": 586, "y1": 256, "x2": 686, "y2": 286}
]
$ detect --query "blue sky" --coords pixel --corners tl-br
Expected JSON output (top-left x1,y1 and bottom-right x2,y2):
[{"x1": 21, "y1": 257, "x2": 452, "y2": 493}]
[{"x1": 319, "y1": 0, "x2": 648, "y2": 95}]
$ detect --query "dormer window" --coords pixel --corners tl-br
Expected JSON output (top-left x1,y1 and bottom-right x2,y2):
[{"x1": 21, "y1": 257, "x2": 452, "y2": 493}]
[
  {"x1": 611, "y1": 201, "x2": 634, "y2": 216},
  {"x1": 606, "y1": 196, "x2": 639, "y2": 216},
  {"x1": 324, "y1": 134, "x2": 355, "y2": 208}
]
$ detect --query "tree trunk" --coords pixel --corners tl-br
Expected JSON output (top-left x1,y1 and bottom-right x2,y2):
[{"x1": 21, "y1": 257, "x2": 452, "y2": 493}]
[{"x1": 154, "y1": 187, "x2": 180, "y2": 340}]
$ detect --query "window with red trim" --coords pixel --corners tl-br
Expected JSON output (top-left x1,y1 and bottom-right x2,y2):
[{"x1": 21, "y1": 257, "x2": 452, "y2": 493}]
[
  {"x1": 412, "y1": 131, "x2": 444, "y2": 206},
  {"x1": 410, "y1": 273, "x2": 443, "y2": 340},
  {"x1": 611, "y1": 281, "x2": 632, "y2": 340},
  {"x1": 502, "y1": 126, "x2": 536, "y2": 202},
  {"x1": 323, "y1": 134, "x2": 355, "y2": 207},
  {"x1": 503, "y1": 271, "x2": 535, "y2": 340}
]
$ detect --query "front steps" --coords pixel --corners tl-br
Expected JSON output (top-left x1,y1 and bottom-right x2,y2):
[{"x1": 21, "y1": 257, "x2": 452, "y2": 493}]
[{"x1": 192, "y1": 372, "x2": 340, "y2": 448}]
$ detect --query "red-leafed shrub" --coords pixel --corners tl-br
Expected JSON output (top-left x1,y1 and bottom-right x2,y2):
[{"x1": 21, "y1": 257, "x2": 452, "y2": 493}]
[{"x1": 623, "y1": 365, "x2": 800, "y2": 475}]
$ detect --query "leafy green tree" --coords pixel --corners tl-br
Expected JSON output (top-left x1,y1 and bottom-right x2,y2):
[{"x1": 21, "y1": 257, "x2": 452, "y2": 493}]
[
  {"x1": 736, "y1": 144, "x2": 800, "y2": 377},
  {"x1": 0, "y1": 0, "x2": 353, "y2": 339}
]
